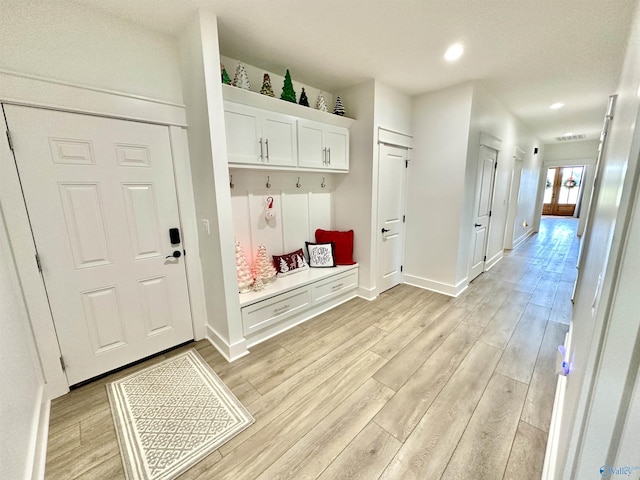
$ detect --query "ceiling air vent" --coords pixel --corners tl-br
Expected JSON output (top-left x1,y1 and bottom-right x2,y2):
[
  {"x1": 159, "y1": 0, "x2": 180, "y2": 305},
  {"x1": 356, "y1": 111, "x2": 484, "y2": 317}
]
[{"x1": 556, "y1": 133, "x2": 586, "y2": 142}]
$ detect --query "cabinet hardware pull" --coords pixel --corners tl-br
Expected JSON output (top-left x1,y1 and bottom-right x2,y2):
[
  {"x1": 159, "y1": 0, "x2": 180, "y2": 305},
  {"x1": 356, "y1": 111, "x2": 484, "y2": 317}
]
[
  {"x1": 331, "y1": 283, "x2": 344, "y2": 290},
  {"x1": 259, "y1": 138, "x2": 264, "y2": 161},
  {"x1": 265, "y1": 138, "x2": 270, "y2": 161},
  {"x1": 328, "y1": 148, "x2": 331, "y2": 165},
  {"x1": 273, "y1": 304, "x2": 290, "y2": 314},
  {"x1": 323, "y1": 147, "x2": 327, "y2": 165}
]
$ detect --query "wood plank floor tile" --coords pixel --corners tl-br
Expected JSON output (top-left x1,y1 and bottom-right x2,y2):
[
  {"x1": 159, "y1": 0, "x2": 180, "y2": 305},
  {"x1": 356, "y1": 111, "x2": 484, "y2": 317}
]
[
  {"x1": 374, "y1": 321, "x2": 483, "y2": 442},
  {"x1": 478, "y1": 291, "x2": 531, "y2": 349},
  {"x1": 316, "y1": 422, "x2": 402, "y2": 480},
  {"x1": 255, "y1": 378, "x2": 394, "y2": 480},
  {"x1": 521, "y1": 321, "x2": 569, "y2": 432},
  {"x1": 440, "y1": 374, "x2": 528, "y2": 480},
  {"x1": 373, "y1": 305, "x2": 470, "y2": 391},
  {"x1": 205, "y1": 351, "x2": 387, "y2": 479},
  {"x1": 549, "y1": 280, "x2": 574, "y2": 325},
  {"x1": 503, "y1": 421, "x2": 549, "y2": 480},
  {"x1": 220, "y1": 326, "x2": 387, "y2": 455},
  {"x1": 495, "y1": 308, "x2": 549, "y2": 384},
  {"x1": 379, "y1": 342, "x2": 503, "y2": 480}
]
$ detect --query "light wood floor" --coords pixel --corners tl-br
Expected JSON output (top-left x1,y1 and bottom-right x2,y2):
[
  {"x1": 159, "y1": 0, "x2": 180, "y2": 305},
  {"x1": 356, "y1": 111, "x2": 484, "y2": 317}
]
[{"x1": 45, "y1": 217, "x2": 577, "y2": 479}]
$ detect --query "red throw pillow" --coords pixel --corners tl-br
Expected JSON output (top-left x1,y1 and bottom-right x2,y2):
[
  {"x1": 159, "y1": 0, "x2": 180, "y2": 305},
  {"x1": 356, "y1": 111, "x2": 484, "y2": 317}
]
[{"x1": 315, "y1": 229, "x2": 355, "y2": 265}]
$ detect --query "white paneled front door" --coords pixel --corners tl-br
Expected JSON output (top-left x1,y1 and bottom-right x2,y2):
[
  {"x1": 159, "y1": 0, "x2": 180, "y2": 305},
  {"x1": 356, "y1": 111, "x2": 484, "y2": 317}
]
[
  {"x1": 469, "y1": 145, "x2": 498, "y2": 281},
  {"x1": 377, "y1": 144, "x2": 408, "y2": 293},
  {"x1": 4, "y1": 105, "x2": 193, "y2": 385}
]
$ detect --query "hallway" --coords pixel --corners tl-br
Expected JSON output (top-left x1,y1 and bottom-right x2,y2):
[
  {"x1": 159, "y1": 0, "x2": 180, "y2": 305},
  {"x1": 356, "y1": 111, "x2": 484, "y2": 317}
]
[{"x1": 45, "y1": 217, "x2": 577, "y2": 479}]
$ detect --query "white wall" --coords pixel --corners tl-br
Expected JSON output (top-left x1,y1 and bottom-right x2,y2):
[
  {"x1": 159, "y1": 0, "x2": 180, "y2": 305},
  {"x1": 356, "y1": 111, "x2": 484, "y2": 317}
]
[
  {"x1": 467, "y1": 84, "x2": 543, "y2": 258},
  {"x1": 542, "y1": 140, "x2": 599, "y2": 163},
  {"x1": 552, "y1": 4, "x2": 640, "y2": 476},
  {"x1": 335, "y1": 81, "x2": 376, "y2": 297},
  {"x1": 404, "y1": 83, "x2": 473, "y2": 293},
  {"x1": 0, "y1": 207, "x2": 46, "y2": 480},
  {"x1": 178, "y1": 11, "x2": 247, "y2": 359},
  {"x1": 0, "y1": 0, "x2": 183, "y2": 104}
]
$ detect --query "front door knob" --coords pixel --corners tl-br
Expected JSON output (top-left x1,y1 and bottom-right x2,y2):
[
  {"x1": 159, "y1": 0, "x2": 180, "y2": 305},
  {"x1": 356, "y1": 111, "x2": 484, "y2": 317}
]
[{"x1": 166, "y1": 250, "x2": 182, "y2": 259}]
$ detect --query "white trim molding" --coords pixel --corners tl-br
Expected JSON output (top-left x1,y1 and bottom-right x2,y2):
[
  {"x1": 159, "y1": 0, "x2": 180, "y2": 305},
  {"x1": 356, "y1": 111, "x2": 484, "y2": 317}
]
[
  {"x1": 0, "y1": 70, "x2": 187, "y2": 127},
  {"x1": 357, "y1": 285, "x2": 378, "y2": 301},
  {"x1": 479, "y1": 131, "x2": 502, "y2": 151},
  {"x1": 403, "y1": 274, "x2": 469, "y2": 297},
  {"x1": 485, "y1": 250, "x2": 504, "y2": 271},
  {"x1": 378, "y1": 127, "x2": 414, "y2": 149},
  {"x1": 512, "y1": 228, "x2": 536, "y2": 250},
  {"x1": 205, "y1": 325, "x2": 249, "y2": 362}
]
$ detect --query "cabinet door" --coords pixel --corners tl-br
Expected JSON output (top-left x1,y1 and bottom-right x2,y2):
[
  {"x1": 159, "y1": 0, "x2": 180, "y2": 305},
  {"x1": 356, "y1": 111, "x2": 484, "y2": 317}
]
[
  {"x1": 262, "y1": 112, "x2": 298, "y2": 167},
  {"x1": 297, "y1": 120, "x2": 326, "y2": 168},
  {"x1": 324, "y1": 127, "x2": 349, "y2": 171},
  {"x1": 224, "y1": 103, "x2": 262, "y2": 165}
]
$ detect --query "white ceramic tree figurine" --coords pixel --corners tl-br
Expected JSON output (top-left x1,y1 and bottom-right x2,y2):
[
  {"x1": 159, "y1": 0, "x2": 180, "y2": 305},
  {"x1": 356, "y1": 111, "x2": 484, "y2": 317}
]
[
  {"x1": 252, "y1": 245, "x2": 277, "y2": 284},
  {"x1": 251, "y1": 275, "x2": 265, "y2": 292},
  {"x1": 316, "y1": 94, "x2": 328, "y2": 112},
  {"x1": 235, "y1": 241, "x2": 254, "y2": 293},
  {"x1": 232, "y1": 63, "x2": 251, "y2": 90}
]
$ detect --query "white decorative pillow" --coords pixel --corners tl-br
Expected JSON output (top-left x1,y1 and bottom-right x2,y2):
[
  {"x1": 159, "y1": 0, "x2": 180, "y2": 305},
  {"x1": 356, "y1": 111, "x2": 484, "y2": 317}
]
[{"x1": 305, "y1": 242, "x2": 336, "y2": 268}]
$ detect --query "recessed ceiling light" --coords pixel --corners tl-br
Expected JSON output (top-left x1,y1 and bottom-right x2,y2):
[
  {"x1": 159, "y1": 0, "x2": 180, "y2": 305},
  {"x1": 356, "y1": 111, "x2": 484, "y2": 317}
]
[
  {"x1": 550, "y1": 102, "x2": 565, "y2": 110},
  {"x1": 444, "y1": 43, "x2": 464, "y2": 62},
  {"x1": 564, "y1": 132, "x2": 573, "y2": 136}
]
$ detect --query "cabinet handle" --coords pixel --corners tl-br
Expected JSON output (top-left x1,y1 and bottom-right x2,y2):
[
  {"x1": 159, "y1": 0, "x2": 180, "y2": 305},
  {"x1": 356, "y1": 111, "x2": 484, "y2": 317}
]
[
  {"x1": 273, "y1": 304, "x2": 290, "y2": 314},
  {"x1": 322, "y1": 147, "x2": 327, "y2": 165},
  {"x1": 265, "y1": 138, "x2": 270, "y2": 162},
  {"x1": 331, "y1": 283, "x2": 344, "y2": 290},
  {"x1": 259, "y1": 138, "x2": 264, "y2": 161},
  {"x1": 328, "y1": 148, "x2": 331, "y2": 165}
]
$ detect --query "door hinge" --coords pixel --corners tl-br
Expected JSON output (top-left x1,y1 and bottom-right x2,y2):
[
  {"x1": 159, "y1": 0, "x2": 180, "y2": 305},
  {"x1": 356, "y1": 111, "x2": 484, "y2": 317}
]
[
  {"x1": 489, "y1": 210, "x2": 492, "y2": 217},
  {"x1": 494, "y1": 162, "x2": 497, "y2": 170},
  {"x1": 400, "y1": 265, "x2": 403, "y2": 272},
  {"x1": 484, "y1": 255, "x2": 487, "y2": 262},
  {"x1": 35, "y1": 253, "x2": 42, "y2": 272},
  {"x1": 403, "y1": 215, "x2": 406, "y2": 223},
  {"x1": 405, "y1": 159, "x2": 410, "y2": 168},
  {"x1": 6, "y1": 130, "x2": 14, "y2": 152},
  {"x1": 59, "y1": 356, "x2": 66, "y2": 371}
]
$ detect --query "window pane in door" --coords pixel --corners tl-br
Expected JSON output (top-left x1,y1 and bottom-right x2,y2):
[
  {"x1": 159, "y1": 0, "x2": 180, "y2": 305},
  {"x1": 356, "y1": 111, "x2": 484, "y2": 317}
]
[
  {"x1": 559, "y1": 166, "x2": 583, "y2": 204},
  {"x1": 544, "y1": 168, "x2": 555, "y2": 203}
]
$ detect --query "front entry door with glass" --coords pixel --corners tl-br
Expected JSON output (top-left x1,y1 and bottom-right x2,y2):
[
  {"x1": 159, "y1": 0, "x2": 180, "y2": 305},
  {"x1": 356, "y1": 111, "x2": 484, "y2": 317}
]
[{"x1": 542, "y1": 166, "x2": 584, "y2": 216}]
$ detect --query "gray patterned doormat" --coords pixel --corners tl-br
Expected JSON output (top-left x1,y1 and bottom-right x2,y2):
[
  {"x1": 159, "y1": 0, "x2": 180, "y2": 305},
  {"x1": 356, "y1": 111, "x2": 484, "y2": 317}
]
[{"x1": 107, "y1": 349, "x2": 253, "y2": 480}]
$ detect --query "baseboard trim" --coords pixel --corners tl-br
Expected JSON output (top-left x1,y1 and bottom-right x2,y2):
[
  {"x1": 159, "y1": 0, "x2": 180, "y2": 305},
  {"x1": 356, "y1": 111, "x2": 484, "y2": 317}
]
[
  {"x1": 512, "y1": 228, "x2": 535, "y2": 249},
  {"x1": 29, "y1": 386, "x2": 50, "y2": 480},
  {"x1": 357, "y1": 285, "x2": 377, "y2": 301},
  {"x1": 485, "y1": 250, "x2": 504, "y2": 271},
  {"x1": 403, "y1": 274, "x2": 468, "y2": 297},
  {"x1": 205, "y1": 326, "x2": 249, "y2": 362}
]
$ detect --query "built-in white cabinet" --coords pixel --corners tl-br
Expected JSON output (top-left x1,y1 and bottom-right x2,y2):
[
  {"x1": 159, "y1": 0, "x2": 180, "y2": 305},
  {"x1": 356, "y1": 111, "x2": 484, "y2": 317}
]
[
  {"x1": 297, "y1": 119, "x2": 349, "y2": 171},
  {"x1": 224, "y1": 101, "x2": 297, "y2": 167},
  {"x1": 222, "y1": 85, "x2": 354, "y2": 172}
]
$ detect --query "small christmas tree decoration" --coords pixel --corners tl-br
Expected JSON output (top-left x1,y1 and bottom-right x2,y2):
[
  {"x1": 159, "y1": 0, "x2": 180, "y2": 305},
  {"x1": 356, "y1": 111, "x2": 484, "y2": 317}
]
[
  {"x1": 235, "y1": 241, "x2": 254, "y2": 293},
  {"x1": 221, "y1": 64, "x2": 231, "y2": 85},
  {"x1": 232, "y1": 63, "x2": 251, "y2": 90},
  {"x1": 252, "y1": 245, "x2": 277, "y2": 284},
  {"x1": 280, "y1": 69, "x2": 297, "y2": 103},
  {"x1": 299, "y1": 88, "x2": 310, "y2": 107},
  {"x1": 260, "y1": 73, "x2": 275, "y2": 97},
  {"x1": 251, "y1": 275, "x2": 265, "y2": 292},
  {"x1": 333, "y1": 95, "x2": 345, "y2": 116},
  {"x1": 316, "y1": 94, "x2": 328, "y2": 112}
]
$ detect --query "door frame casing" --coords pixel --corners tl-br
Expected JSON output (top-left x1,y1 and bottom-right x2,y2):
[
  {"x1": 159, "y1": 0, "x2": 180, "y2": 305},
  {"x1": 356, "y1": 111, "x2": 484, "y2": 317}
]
[
  {"x1": 468, "y1": 132, "x2": 501, "y2": 282},
  {"x1": 0, "y1": 71, "x2": 207, "y2": 398},
  {"x1": 374, "y1": 127, "x2": 413, "y2": 298}
]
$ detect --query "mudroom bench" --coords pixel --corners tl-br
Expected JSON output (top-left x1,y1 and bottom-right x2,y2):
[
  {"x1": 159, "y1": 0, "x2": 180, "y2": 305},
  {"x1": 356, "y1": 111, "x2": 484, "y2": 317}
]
[{"x1": 239, "y1": 264, "x2": 359, "y2": 346}]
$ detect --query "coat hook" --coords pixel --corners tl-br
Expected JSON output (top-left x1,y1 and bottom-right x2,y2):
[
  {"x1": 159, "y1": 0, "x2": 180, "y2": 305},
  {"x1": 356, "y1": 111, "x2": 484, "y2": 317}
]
[
  {"x1": 296, "y1": 177, "x2": 301, "y2": 188},
  {"x1": 266, "y1": 176, "x2": 271, "y2": 189},
  {"x1": 321, "y1": 177, "x2": 326, "y2": 189},
  {"x1": 230, "y1": 174, "x2": 234, "y2": 189}
]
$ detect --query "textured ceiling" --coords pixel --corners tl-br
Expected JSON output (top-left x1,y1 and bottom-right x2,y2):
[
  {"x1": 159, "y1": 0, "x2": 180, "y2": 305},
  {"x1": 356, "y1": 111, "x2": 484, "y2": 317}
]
[{"x1": 78, "y1": 0, "x2": 636, "y2": 143}]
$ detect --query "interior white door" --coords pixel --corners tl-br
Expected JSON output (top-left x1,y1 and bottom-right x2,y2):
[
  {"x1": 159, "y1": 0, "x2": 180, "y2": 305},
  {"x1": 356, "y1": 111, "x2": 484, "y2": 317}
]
[
  {"x1": 4, "y1": 105, "x2": 194, "y2": 385},
  {"x1": 469, "y1": 145, "x2": 498, "y2": 281},
  {"x1": 377, "y1": 144, "x2": 407, "y2": 293}
]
